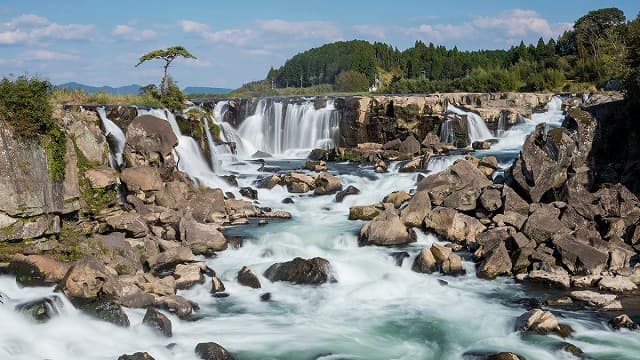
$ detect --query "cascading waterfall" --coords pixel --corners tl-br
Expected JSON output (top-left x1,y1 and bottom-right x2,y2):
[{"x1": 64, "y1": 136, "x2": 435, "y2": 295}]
[
  {"x1": 137, "y1": 108, "x2": 228, "y2": 189},
  {"x1": 232, "y1": 98, "x2": 340, "y2": 157},
  {"x1": 439, "y1": 118, "x2": 456, "y2": 144},
  {"x1": 496, "y1": 112, "x2": 506, "y2": 137},
  {"x1": 446, "y1": 104, "x2": 493, "y2": 142},
  {"x1": 96, "y1": 107, "x2": 126, "y2": 168}
]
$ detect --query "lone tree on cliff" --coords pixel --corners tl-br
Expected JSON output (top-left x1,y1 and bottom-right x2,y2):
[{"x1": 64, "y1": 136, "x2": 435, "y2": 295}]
[{"x1": 135, "y1": 46, "x2": 197, "y2": 97}]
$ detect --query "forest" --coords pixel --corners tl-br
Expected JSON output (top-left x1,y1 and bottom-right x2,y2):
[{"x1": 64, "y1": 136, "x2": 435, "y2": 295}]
[{"x1": 242, "y1": 8, "x2": 640, "y2": 97}]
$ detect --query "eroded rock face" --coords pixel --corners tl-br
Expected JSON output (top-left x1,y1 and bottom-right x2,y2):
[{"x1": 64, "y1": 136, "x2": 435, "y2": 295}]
[
  {"x1": 358, "y1": 209, "x2": 416, "y2": 246},
  {"x1": 509, "y1": 124, "x2": 575, "y2": 203},
  {"x1": 124, "y1": 114, "x2": 178, "y2": 168},
  {"x1": 263, "y1": 257, "x2": 332, "y2": 285},
  {"x1": 400, "y1": 190, "x2": 431, "y2": 227},
  {"x1": 59, "y1": 257, "x2": 123, "y2": 303}
]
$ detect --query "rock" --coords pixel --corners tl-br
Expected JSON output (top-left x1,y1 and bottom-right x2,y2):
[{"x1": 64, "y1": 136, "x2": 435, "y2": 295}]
[
  {"x1": 0, "y1": 214, "x2": 61, "y2": 242},
  {"x1": 211, "y1": 276, "x2": 226, "y2": 294},
  {"x1": 121, "y1": 166, "x2": 163, "y2": 192},
  {"x1": 283, "y1": 173, "x2": 315, "y2": 193},
  {"x1": 145, "y1": 246, "x2": 194, "y2": 273},
  {"x1": 263, "y1": 257, "x2": 332, "y2": 285},
  {"x1": 134, "y1": 273, "x2": 176, "y2": 296},
  {"x1": 412, "y1": 248, "x2": 437, "y2": 274},
  {"x1": 239, "y1": 187, "x2": 258, "y2": 200},
  {"x1": 93, "y1": 232, "x2": 143, "y2": 276},
  {"x1": 430, "y1": 243, "x2": 452, "y2": 263},
  {"x1": 523, "y1": 206, "x2": 570, "y2": 244},
  {"x1": 374, "y1": 159, "x2": 387, "y2": 173},
  {"x1": 124, "y1": 114, "x2": 178, "y2": 166},
  {"x1": 225, "y1": 199, "x2": 258, "y2": 218},
  {"x1": 118, "y1": 352, "x2": 156, "y2": 360},
  {"x1": 174, "y1": 263, "x2": 205, "y2": 290},
  {"x1": 598, "y1": 275, "x2": 638, "y2": 293},
  {"x1": 487, "y1": 353, "x2": 523, "y2": 360},
  {"x1": 84, "y1": 167, "x2": 117, "y2": 189},
  {"x1": 424, "y1": 207, "x2": 486, "y2": 245},
  {"x1": 15, "y1": 295, "x2": 63, "y2": 322},
  {"x1": 8, "y1": 254, "x2": 70, "y2": 286},
  {"x1": 399, "y1": 190, "x2": 431, "y2": 227},
  {"x1": 260, "y1": 293, "x2": 271, "y2": 301},
  {"x1": 609, "y1": 314, "x2": 638, "y2": 330},
  {"x1": 441, "y1": 253, "x2": 466, "y2": 276},
  {"x1": 515, "y1": 309, "x2": 559, "y2": 334},
  {"x1": 544, "y1": 296, "x2": 573, "y2": 307},
  {"x1": 305, "y1": 160, "x2": 327, "y2": 172},
  {"x1": 561, "y1": 343, "x2": 583, "y2": 357},
  {"x1": 472, "y1": 141, "x2": 492, "y2": 150},
  {"x1": 308, "y1": 148, "x2": 328, "y2": 161},
  {"x1": 179, "y1": 216, "x2": 227, "y2": 256},
  {"x1": 478, "y1": 242, "x2": 512, "y2": 279},
  {"x1": 479, "y1": 188, "x2": 502, "y2": 212},
  {"x1": 398, "y1": 135, "x2": 421, "y2": 155},
  {"x1": 501, "y1": 185, "x2": 529, "y2": 216},
  {"x1": 282, "y1": 197, "x2": 294, "y2": 204},
  {"x1": 528, "y1": 268, "x2": 571, "y2": 289},
  {"x1": 551, "y1": 234, "x2": 608, "y2": 275},
  {"x1": 383, "y1": 191, "x2": 411, "y2": 209},
  {"x1": 417, "y1": 159, "x2": 491, "y2": 206},
  {"x1": 59, "y1": 257, "x2": 122, "y2": 303},
  {"x1": 105, "y1": 212, "x2": 148, "y2": 238},
  {"x1": 78, "y1": 300, "x2": 130, "y2": 327},
  {"x1": 194, "y1": 342, "x2": 235, "y2": 360},
  {"x1": 237, "y1": 266, "x2": 261, "y2": 289},
  {"x1": 443, "y1": 187, "x2": 482, "y2": 211},
  {"x1": 335, "y1": 185, "x2": 360, "y2": 203},
  {"x1": 509, "y1": 124, "x2": 575, "y2": 203},
  {"x1": 348, "y1": 203, "x2": 384, "y2": 221},
  {"x1": 156, "y1": 294, "x2": 198, "y2": 319},
  {"x1": 256, "y1": 174, "x2": 281, "y2": 189},
  {"x1": 314, "y1": 172, "x2": 343, "y2": 195},
  {"x1": 399, "y1": 157, "x2": 423, "y2": 173},
  {"x1": 143, "y1": 307, "x2": 172, "y2": 337},
  {"x1": 382, "y1": 138, "x2": 401, "y2": 150},
  {"x1": 390, "y1": 251, "x2": 410, "y2": 266},
  {"x1": 358, "y1": 209, "x2": 417, "y2": 247},
  {"x1": 569, "y1": 290, "x2": 622, "y2": 310},
  {"x1": 189, "y1": 188, "x2": 227, "y2": 224}
]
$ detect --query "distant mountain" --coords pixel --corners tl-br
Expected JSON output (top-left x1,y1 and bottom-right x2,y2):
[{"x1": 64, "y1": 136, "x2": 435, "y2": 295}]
[
  {"x1": 56, "y1": 82, "x2": 231, "y2": 95},
  {"x1": 183, "y1": 86, "x2": 231, "y2": 95}
]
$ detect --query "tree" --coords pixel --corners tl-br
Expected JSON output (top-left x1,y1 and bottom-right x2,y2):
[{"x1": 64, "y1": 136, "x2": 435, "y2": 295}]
[
  {"x1": 575, "y1": 8, "x2": 626, "y2": 60},
  {"x1": 625, "y1": 13, "x2": 640, "y2": 106},
  {"x1": 335, "y1": 70, "x2": 369, "y2": 92},
  {"x1": 135, "y1": 46, "x2": 196, "y2": 97}
]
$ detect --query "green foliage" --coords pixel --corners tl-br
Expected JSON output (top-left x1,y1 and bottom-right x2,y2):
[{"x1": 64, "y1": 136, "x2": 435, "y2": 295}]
[
  {"x1": 162, "y1": 80, "x2": 186, "y2": 111},
  {"x1": 625, "y1": 13, "x2": 640, "y2": 106},
  {"x1": 135, "y1": 46, "x2": 197, "y2": 68},
  {"x1": 335, "y1": 70, "x2": 370, "y2": 92},
  {"x1": 135, "y1": 45, "x2": 195, "y2": 105},
  {"x1": 45, "y1": 127, "x2": 67, "y2": 181},
  {"x1": 0, "y1": 75, "x2": 54, "y2": 139}
]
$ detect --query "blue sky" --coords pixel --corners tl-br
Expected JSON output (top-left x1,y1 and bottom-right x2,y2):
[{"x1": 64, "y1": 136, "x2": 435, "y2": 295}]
[{"x1": 1, "y1": 0, "x2": 638, "y2": 88}]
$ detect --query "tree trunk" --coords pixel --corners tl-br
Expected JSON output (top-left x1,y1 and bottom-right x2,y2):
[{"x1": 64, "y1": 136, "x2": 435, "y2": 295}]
[{"x1": 161, "y1": 61, "x2": 170, "y2": 98}]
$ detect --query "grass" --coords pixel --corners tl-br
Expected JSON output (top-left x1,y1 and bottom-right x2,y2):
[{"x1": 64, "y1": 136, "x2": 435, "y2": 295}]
[{"x1": 52, "y1": 88, "x2": 164, "y2": 107}]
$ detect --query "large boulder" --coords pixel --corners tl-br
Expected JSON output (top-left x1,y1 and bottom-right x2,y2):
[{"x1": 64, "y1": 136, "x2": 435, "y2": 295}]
[
  {"x1": 8, "y1": 254, "x2": 70, "y2": 286},
  {"x1": 179, "y1": 215, "x2": 227, "y2": 255},
  {"x1": 399, "y1": 190, "x2": 431, "y2": 227},
  {"x1": 417, "y1": 159, "x2": 491, "y2": 206},
  {"x1": 94, "y1": 232, "x2": 143, "y2": 276},
  {"x1": 195, "y1": 342, "x2": 235, "y2": 360},
  {"x1": 349, "y1": 203, "x2": 384, "y2": 221},
  {"x1": 398, "y1": 135, "x2": 421, "y2": 155},
  {"x1": 263, "y1": 257, "x2": 332, "y2": 285},
  {"x1": 509, "y1": 124, "x2": 575, "y2": 203},
  {"x1": 84, "y1": 167, "x2": 117, "y2": 189},
  {"x1": 477, "y1": 242, "x2": 512, "y2": 279},
  {"x1": 142, "y1": 307, "x2": 172, "y2": 337},
  {"x1": 59, "y1": 257, "x2": 123, "y2": 303},
  {"x1": 282, "y1": 173, "x2": 315, "y2": 193},
  {"x1": 118, "y1": 353, "x2": 156, "y2": 360},
  {"x1": 550, "y1": 234, "x2": 608, "y2": 275},
  {"x1": 522, "y1": 206, "x2": 570, "y2": 244},
  {"x1": 145, "y1": 246, "x2": 194, "y2": 272},
  {"x1": 358, "y1": 209, "x2": 417, "y2": 246},
  {"x1": 104, "y1": 212, "x2": 148, "y2": 238},
  {"x1": 424, "y1": 207, "x2": 486, "y2": 245},
  {"x1": 569, "y1": 290, "x2": 622, "y2": 310},
  {"x1": 0, "y1": 214, "x2": 60, "y2": 242},
  {"x1": 313, "y1": 172, "x2": 343, "y2": 195},
  {"x1": 124, "y1": 114, "x2": 178, "y2": 167},
  {"x1": 383, "y1": 191, "x2": 412, "y2": 209},
  {"x1": 515, "y1": 309, "x2": 560, "y2": 334},
  {"x1": 121, "y1": 166, "x2": 163, "y2": 192},
  {"x1": 237, "y1": 266, "x2": 261, "y2": 289}
]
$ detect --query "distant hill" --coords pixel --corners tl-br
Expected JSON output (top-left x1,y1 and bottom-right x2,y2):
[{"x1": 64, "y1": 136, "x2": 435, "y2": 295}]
[
  {"x1": 56, "y1": 82, "x2": 231, "y2": 95},
  {"x1": 183, "y1": 86, "x2": 231, "y2": 95}
]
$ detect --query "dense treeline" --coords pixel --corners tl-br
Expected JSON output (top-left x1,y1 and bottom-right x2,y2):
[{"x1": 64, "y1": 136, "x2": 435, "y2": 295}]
[{"x1": 260, "y1": 7, "x2": 639, "y2": 94}]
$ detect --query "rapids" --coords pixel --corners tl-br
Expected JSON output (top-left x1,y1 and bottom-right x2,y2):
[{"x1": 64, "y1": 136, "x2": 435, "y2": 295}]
[{"x1": 2, "y1": 96, "x2": 639, "y2": 360}]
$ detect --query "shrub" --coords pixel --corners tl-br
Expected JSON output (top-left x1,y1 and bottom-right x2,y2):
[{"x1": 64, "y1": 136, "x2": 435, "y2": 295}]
[
  {"x1": 0, "y1": 75, "x2": 54, "y2": 138},
  {"x1": 335, "y1": 70, "x2": 370, "y2": 92}
]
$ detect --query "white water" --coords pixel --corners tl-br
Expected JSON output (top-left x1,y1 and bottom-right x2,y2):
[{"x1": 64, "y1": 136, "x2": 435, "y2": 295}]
[
  {"x1": 439, "y1": 118, "x2": 456, "y2": 144},
  {"x1": 97, "y1": 107, "x2": 126, "y2": 168},
  {"x1": 137, "y1": 108, "x2": 229, "y2": 190},
  {"x1": 446, "y1": 104, "x2": 493, "y2": 143},
  {"x1": 4, "y1": 96, "x2": 640, "y2": 359},
  {"x1": 234, "y1": 99, "x2": 340, "y2": 157}
]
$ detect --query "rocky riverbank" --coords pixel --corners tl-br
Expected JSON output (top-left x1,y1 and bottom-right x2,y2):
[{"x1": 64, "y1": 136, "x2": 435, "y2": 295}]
[{"x1": 1, "y1": 91, "x2": 637, "y2": 359}]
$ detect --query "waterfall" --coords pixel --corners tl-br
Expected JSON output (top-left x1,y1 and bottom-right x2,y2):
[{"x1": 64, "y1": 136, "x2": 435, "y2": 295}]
[
  {"x1": 530, "y1": 95, "x2": 564, "y2": 126},
  {"x1": 138, "y1": 108, "x2": 227, "y2": 189},
  {"x1": 426, "y1": 155, "x2": 465, "y2": 173},
  {"x1": 439, "y1": 118, "x2": 456, "y2": 144},
  {"x1": 96, "y1": 107, "x2": 126, "y2": 168},
  {"x1": 231, "y1": 98, "x2": 340, "y2": 157},
  {"x1": 446, "y1": 104, "x2": 492, "y2": 142},
  {"x1": 496, "y1": 112, "x2": 506, "y2": 137}
]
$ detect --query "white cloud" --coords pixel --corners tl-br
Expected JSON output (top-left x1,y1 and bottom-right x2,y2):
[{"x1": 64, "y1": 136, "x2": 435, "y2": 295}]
[
  {"x1": 181, "y1": 20, "x2": 209, "y2": 33},
  {"x1": 182, "y1": 58, "x2": 212, "y2": 67},
  {"x1": 257, "y1": 19, "x2": 341, "y2": 41},
  {"x1": 473, "y1": 9, "x2": 554, "y2": 37},
  {"x1": 353, "y1": 24, "x2": 387, "y2": 40},
  {"x1": 181, "y1": 20, "x2": 255, "y2": 45},
  {"x1": 0, "y1": 14, "x2": 93, "y2": 44},
  {"x1": 112, "y1": 24, "x2": 157, "y2": 41},
  {"x1": 25, "y1": 50, "x2": 78, "y2": 61},
  {"x1": 241, "y1": 48, "x2": 272, "y2": 56}
]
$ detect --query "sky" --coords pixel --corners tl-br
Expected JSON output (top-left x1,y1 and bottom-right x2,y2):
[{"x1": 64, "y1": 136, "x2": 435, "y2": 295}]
[{"x1": 0, "y1": 0, "x2": 638, "y2": 89}]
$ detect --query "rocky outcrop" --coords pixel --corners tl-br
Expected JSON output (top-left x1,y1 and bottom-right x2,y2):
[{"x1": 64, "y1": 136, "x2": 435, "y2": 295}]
[
  {"x1": 358, "y1": 209, "x2": 416, "y2": 246},
  {"x1": 263, "y1": 257, "x2": 332, "y2": 285}
]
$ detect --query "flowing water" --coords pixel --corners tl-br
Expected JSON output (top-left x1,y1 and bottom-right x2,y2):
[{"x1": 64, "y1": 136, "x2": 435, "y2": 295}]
[
  {"x1": 2, "y1": 97, "x2": 639, "y2": 360},
  {"x1": 97, "y1": 107, "x2": 126, "y2": 168},
  {"x1": 446, "y1": 104, "x2": 493, "y2": 143}
]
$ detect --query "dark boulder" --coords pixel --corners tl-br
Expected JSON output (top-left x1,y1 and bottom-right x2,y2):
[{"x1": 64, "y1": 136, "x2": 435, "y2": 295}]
[
  {"x1": 15, "y1": 295, "x2": 63, "y2": 322},
  {"x1": 239, "y1": 187, "x2": 258, "y2": 200},
  {"x1": 142, "y1": 307, "x2": 172, "y2": 337},
  {"x1": 78, "y1": 300, "x2": 130, "y2": 327},
  {"x1": 335, "y1": 185, "x2": 360, "y2": 203},
  {"x1": 195, "y1": 342, "x2": 235, "y2": 360},
  {"x1": 237, "y1": 266, "x2": 261, "y2": 289},
  {"x1": 118, "y1": 352, "x2": 156, "y2": 360},
  {"x1": 477, "y1": 242, "x2": 512, "y2": 279},
  {"x1": 263, "y1": 257, "x2": 332, "y2": 285}
]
